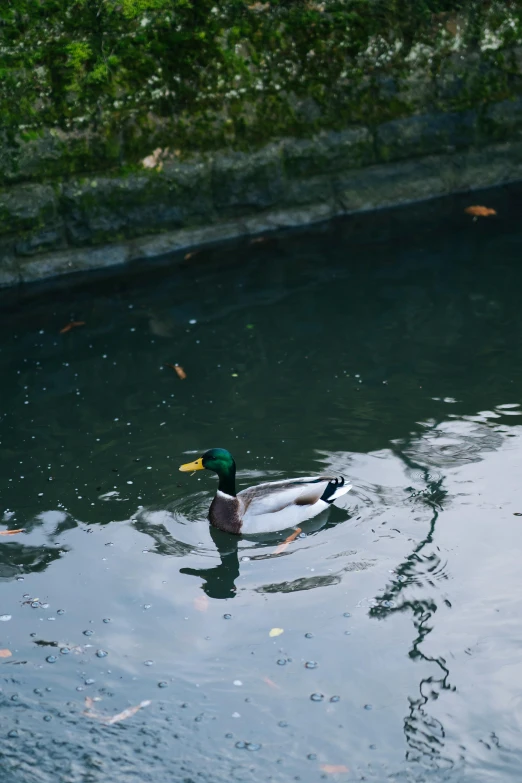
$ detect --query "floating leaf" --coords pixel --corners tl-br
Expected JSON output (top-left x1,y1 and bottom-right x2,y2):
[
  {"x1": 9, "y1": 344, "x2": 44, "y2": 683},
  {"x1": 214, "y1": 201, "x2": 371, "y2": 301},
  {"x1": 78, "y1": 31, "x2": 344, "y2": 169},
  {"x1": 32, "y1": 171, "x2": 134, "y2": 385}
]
[
  {"x1": 263, "y1": 676, "x2": 281, "y2": 689},
  {"x1": 59, "y1": 321, "x2": 85, "y2": 334},
  {"x1": 275, "y1": 527, "x2": 301, "y2": 555},
  {"x1": 184, "y1": 251, "x2": 199, "y2": 260},
  {"x1": 165, "y1": 363, "x2": 187, "y2": 379},
  {"x1": 84, "y1": 698, "x2": 151, "y2": 725},
  {"x1": 0, "y1": 528, "x2": 25, "y2": 536},
  {"x1": 321, "y1": 765, "x2": 349, "y2": 774},
  {"x1": 269, "y1": 628, "x2": 284, "y2": 637},
  {"x1": 464, "y1": 206, "x2": 496, "y2": 217},
  {"x1": 105, "y1": 700, "x2": 151, "y2": 725},
  {"x1": 0, "y1": 649, "x2": 12, "y2": 658}
]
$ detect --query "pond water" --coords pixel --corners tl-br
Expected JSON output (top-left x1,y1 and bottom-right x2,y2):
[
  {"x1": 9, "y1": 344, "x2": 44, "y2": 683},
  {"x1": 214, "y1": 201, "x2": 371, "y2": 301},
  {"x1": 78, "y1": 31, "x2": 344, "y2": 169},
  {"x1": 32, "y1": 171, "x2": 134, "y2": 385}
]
[{"x1": 1, "y1": 187, "x2": 522, "y2": 783}]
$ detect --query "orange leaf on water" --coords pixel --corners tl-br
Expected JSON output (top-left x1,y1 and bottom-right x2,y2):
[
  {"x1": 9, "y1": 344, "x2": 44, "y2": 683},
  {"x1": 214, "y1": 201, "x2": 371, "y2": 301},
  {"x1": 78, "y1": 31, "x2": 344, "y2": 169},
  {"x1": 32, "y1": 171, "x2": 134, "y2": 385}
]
[
  {"x1": 263, "y1": 676, "x2": 281, "y2": 690},
  {"x1": 0, "y1": 649, "x2": 12, "y2": 658},
  {"x1": 60, "y1": 321, "x2": 86, "y2": 334},
  {"x1": 0, "y1": 528, "x2": 25, "y2": 536},
  {"x1": 464, "y1": 206, "x2": 496, "y2": 217},
  {"x1": 165, "y1": 363, "x2": 187, "y2": 379},
  {"x1": 274, "y1": 527, "x2": 302, "y2": 555},
  {"x1": 184, "y1": 251, "x2": 199, "y2": 260},
  {"x1": 321, "y1": 765, "x2": 349, "y2": 774}
]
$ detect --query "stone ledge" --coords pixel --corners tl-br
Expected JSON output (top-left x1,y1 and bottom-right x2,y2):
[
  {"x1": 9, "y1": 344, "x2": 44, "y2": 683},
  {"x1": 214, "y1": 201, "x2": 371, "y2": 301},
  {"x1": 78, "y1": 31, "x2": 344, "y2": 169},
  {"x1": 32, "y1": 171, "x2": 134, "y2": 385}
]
[{"x1": 8, "y1": 139, "x2": 522, "y2": 287}]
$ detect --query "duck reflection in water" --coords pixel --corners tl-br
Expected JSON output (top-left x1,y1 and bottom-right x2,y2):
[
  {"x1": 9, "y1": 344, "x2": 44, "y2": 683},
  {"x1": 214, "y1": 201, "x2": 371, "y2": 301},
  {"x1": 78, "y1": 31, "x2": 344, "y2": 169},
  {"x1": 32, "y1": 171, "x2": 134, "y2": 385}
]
[{"x1": 180, "y1": 526, "x2": 240, "y2": 600}]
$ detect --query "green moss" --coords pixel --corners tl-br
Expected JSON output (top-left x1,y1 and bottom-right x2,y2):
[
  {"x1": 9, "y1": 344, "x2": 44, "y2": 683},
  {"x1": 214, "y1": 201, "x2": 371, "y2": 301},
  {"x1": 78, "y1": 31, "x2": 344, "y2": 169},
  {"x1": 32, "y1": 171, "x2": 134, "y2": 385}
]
[{"x1": 0, "y1": 0, "x2": 522, "y2": 181}]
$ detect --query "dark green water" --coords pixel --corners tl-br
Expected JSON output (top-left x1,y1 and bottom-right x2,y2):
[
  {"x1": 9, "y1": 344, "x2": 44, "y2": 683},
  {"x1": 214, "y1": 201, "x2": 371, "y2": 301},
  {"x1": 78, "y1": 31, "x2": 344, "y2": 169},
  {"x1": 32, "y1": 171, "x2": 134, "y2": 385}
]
[{"x1": 1, "y1": 188, "x2": 522, "y2": 783}]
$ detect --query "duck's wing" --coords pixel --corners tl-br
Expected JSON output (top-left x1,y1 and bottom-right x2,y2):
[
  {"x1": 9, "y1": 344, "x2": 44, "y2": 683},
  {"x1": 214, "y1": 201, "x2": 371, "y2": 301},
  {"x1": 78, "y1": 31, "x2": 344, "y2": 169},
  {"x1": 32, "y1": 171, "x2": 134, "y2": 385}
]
[{"x1": 238, "y1": 476, "x2": 335, "y2": 517}]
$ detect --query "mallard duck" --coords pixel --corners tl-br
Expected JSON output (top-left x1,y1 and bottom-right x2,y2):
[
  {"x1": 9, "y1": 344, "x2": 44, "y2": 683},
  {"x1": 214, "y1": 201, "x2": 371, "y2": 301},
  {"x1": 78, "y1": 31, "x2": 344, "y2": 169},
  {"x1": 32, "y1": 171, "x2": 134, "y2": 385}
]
[{"x1": 179, "y1": 448, "x2": 351, "y2": 535}]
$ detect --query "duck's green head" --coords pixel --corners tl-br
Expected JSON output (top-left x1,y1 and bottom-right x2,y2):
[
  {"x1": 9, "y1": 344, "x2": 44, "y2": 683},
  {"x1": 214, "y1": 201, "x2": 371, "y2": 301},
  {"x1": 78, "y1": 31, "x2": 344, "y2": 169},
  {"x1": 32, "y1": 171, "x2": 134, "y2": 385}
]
[{"x1": 179, "y1": 448, "x2": 236, "y2": 494}]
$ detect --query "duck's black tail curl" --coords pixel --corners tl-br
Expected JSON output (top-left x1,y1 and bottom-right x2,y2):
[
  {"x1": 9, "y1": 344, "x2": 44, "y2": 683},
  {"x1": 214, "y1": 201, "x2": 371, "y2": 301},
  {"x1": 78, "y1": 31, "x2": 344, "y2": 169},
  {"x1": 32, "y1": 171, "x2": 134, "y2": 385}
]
[{"x1": 321, "y1": 476, "x2": 347, "y2": 504}]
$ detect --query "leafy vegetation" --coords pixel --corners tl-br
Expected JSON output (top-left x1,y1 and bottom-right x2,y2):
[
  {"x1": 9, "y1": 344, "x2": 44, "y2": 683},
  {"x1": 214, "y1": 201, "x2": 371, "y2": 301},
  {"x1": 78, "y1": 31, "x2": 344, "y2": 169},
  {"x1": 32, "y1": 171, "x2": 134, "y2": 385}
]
[{"x1": 1, "y1": 1, "x2": 521, "y2": 161}]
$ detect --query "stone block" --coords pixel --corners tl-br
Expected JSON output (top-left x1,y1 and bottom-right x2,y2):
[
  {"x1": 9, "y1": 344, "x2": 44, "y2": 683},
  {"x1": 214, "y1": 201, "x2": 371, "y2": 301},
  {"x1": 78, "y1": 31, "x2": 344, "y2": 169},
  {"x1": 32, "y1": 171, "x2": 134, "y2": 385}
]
[
  {"x1": 376, "y1": 111, "x2": 478, "y2": 163},
  {"x1": 283, "y1": 128, "x2": 373, "y2": 179},
  {"x1": 61, "y1": 158, "x2": 213, "y2": 246},
  {"x1": 212, "y1": 144, "x2": 285, "y2": 216}
]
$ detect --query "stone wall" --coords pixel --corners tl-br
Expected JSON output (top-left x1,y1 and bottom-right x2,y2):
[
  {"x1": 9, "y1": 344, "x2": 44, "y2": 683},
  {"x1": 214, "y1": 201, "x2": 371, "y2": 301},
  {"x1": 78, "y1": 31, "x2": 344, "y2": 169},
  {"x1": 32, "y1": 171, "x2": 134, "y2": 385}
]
[{"x1": 2, "y1": 1, "x2": 522, "y2": 286}]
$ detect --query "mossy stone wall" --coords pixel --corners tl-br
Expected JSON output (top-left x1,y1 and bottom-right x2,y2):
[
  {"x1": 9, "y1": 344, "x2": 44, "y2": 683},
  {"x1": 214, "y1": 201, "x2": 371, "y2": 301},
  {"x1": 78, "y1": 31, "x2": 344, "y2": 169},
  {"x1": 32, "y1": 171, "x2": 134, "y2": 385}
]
[{"x1": 1, "y1": 1, "x2": 522, "y2": 285}]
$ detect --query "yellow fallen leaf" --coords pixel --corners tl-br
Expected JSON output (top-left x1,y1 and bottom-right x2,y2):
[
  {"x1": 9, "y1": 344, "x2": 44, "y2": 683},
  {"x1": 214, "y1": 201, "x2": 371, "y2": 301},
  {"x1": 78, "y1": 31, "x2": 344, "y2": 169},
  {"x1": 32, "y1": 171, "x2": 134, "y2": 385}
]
[
  {"x1": 321, "y1": 765, "x2": 349, "y2": 774},
  {"x1": 165, "y1": 363, "x2": 187, "y2": 379},
  {"x1": 464, "y1": 205, "x2": 496, "y2": 217},
  {"x1": 269, "y1": 627, "x2": 284, "y2": 637},
  {"x1": 59, "y1": 321, "x2": 85, "y2": 334},
  {"x1": 274, "y1": 527, "x2": 301, "y2": 555},
  {"x1": 0, "y1": 649, "x2": 12, "y2": 658}
]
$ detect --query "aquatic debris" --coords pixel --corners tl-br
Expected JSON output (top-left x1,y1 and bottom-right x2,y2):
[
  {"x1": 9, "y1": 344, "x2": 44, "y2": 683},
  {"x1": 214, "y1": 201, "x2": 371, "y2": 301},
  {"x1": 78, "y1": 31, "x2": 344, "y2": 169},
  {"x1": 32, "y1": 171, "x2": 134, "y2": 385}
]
[
  {"x1": 0, "y1": 528, "x2": 25, "y2": 536},
  {"x1": 269, "y1": 628, "x2": 284, "y2": 637},
  {"x1": 59, "y1": 321, "x2": 85, "y2": 334},
  {"x1": 84, "y1": 696, "x2": 151, "y2": 725},
  {"x1": 321, "y1": 765, "x2": 349, "y2": 774},
  {"x1": 274, "y1": 528, "x2": 301, "y2": 555},
  {"x1": 464, "y1": 206, "x2": 496, "y2": 217},
  {"x1": 141, "y1": 147, "x2": 171, "y2": 171},
  {"x1": 247, "y1": 3, "x2": 269, "y2": 12},
  {"x1": 0, "y1": 649, "x2": 12, "y2": 658},
  {"x1": 165, "y1": 363, "x2": 187, "y2": 379},
  {"x1": 184, "y1": 251, "x2": 199, "y2": 260},
  {"x1": 263, "y1": 677, "x2": 281, "y2": 690}
]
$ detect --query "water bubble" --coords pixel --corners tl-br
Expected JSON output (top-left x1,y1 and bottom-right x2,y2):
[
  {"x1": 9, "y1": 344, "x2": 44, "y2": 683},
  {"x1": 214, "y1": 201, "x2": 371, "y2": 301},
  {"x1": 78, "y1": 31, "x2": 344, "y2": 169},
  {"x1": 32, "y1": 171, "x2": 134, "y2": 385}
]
[
  {"x1": 96, "y1": 650, "x2": 108, "y2": 658},
  {"x1": 0, "y1": 615, "x2": 12, "y2": 622},
  {"x1": 31, "y1": 602, "x2": 40, "y2": 609},
  {"x1": 8, "y1": 730, "x2": 19, "y2": 739},
  {"x1": 144, "y1": 660, "x2": 154, "y2": 666},
  {"x1": 225, "y1": 733, "x2": 233, "y2": 739},
  {"x1": 305, "y1": 661, "x2": 318, "y2": 669},
  {"x1": 277, "y1": 659, "x2": 286, "y2": 666},
  {"x1": 85, "y1": 679, "x2": 95, "y2": 686},
  {"x1": 16, "y1": 576, "x2": 24, "y2": 582},
  {"x1": 298, "y1": 532, "x2": 306, "y2": 538},
  {"x1": 143, "y1": 604, "x2": 151, "y2": 610},
  {"x1": 76, "y1": 686, "x2": 84, "y2": 692},
  {"x1": 369, "y1": 744, "x2": 377, "y2": 750},
  {"x1": 46, "y1": 655, "x2": 57, "y2": 664},
  {"x1": 34, "y1": 688, "x2": 42, "y2": 695},
  {"x1": 60, "y1": 647, "x2": 70, "y2": 655},
  {"x1": 344, "y1": 631, "x2": 351, "y2": 636},
  {"x1": 343, "y1": 612, "x2": 351, "y2": 618},
  {"x1": 330, "y1": 696, "x2": 340, "y2": 703},
  {"x1": 304, "y1": 633, "x2": 313, "y2": 639},
  {"x1": 103, "y1": 618, "x2": 111, "y2": 624},
  {"x1": 307, "y1": 753, "x2": 317, "y2": 761},
  {"x1": 233, "y1": 680, "x2": 242, "y2": 687},
  {"x1": 235, "y1": 741, "x2": 246, "y2": 749},
  {"x1": 278, "y1": 720, "x2": 288, "y2": 728},
  {"x1": 43, "y1": 715, "x2": 52, "y2": 722},
  {"x1": 245, "y1": 742, "x2": 261, "y2": 751},
  {"x1": 83, "y1": 630, "x2": 94, "y2": 637},
  {"x1": 310, "y1": 693, "x2": 324, "y2": 702},
  {"x1": 158, "y1": 681, "x2": 168, "y2": 689},
  {"x1": 223, "y1": 614, "x2": 232, "y2": 620},
  {"x1": 364, "y1": 704, "x2": 373, "y2": 710}
]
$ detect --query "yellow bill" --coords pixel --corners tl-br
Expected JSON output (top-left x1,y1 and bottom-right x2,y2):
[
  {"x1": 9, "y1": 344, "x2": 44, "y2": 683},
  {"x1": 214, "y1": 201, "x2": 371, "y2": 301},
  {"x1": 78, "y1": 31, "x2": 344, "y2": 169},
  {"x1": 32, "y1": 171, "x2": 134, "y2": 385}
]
[{"x1": 179, "y1": 457, "x2": 204, "y2": 472}]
